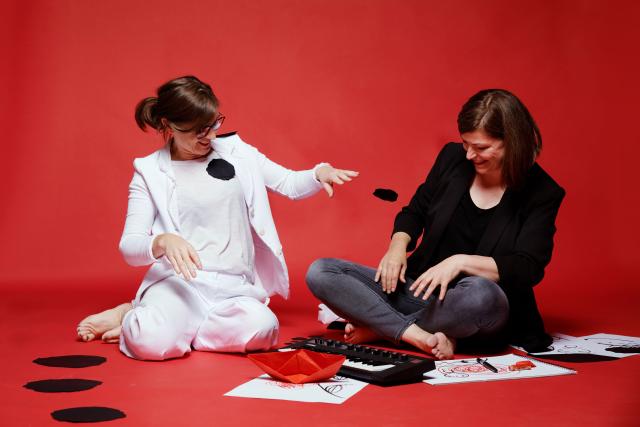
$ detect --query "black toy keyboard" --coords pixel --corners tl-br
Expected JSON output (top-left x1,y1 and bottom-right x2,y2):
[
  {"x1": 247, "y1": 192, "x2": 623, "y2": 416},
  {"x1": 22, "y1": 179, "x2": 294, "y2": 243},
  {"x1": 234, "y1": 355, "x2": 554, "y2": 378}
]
[{"x1": 282, "y1": 337, "x2": 435, "y2": 386}]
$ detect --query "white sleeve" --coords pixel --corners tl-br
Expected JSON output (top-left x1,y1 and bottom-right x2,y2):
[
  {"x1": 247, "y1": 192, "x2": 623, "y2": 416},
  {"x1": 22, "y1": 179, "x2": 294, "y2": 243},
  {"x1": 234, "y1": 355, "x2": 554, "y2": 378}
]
[
  {"x1": 118, "y1": 169, "x2": 158, "y2": 266},
  {"x1": 254, "y1": 147, "x2": 326, "y2": 200}
]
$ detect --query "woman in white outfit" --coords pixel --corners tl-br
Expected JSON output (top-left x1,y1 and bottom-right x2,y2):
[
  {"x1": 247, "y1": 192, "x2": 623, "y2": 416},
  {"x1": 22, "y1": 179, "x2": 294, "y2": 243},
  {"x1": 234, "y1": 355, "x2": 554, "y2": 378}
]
[{"x1": 77, "y1": 76, "x2": 357, "y2": 360}]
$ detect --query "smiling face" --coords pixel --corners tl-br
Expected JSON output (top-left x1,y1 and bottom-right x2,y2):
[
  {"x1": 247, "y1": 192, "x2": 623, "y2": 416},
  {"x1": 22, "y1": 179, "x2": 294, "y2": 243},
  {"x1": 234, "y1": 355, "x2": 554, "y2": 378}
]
[
  {"x1": 461, "y1": 129, "x2": 505, "y2": 180},
  {"x1": 164, "y1": 118, "x2": 217, "y2": 160}
]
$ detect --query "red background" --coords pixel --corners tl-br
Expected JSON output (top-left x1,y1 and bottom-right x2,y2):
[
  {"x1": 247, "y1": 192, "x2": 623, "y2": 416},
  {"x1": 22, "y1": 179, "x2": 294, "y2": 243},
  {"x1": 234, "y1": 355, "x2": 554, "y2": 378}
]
[
  {"x1": 2, "y1": 2, "x2": 640, "y2": 426},
  {"x1": 2, "y1": 0, "x2": 639, "y2": 327}
]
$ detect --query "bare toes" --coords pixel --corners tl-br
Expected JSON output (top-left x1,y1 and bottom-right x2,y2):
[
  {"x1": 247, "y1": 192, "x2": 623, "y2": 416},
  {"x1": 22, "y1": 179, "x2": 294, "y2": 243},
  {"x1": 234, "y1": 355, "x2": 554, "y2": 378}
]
[
  {"x1": 79, "y1": 332, "x2": 94, "y2": 342},
  {"x1": 102, "y1": 326, "x2": 121, "y2": 343},
  {"x1": 426, "y1": 334, "x2": 438, "y2": 348}
]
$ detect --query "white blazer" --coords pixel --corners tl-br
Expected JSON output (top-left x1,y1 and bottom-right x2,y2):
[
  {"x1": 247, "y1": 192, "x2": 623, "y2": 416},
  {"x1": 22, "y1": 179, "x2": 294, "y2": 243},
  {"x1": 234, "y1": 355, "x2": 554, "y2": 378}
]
[{"x1": 119, "y1": 133, "x2": 325, "y2": 300}]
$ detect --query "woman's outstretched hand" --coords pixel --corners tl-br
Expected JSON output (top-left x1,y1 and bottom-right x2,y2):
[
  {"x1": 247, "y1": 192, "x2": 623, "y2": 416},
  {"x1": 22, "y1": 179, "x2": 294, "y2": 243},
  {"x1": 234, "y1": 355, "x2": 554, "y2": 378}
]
[
  {"x1": 315, "y1": 165, "x2": 359, "y2": 197},
  {"x1": 152, "y1": 233, "x2": 203, "y2": 281},
  {"x1": 409, "y1": 255, "x2": 462, "y2": 301}
]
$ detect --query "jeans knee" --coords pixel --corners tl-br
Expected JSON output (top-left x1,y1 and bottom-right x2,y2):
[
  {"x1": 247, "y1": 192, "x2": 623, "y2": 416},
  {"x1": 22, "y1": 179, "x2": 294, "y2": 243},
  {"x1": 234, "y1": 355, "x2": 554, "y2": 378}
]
[
  {"x1": 305, "y1": 258, "x2": 337, "y2": 297},
  {"x1": 459, "y1": 277, "x2": 509, "y2": 326}
]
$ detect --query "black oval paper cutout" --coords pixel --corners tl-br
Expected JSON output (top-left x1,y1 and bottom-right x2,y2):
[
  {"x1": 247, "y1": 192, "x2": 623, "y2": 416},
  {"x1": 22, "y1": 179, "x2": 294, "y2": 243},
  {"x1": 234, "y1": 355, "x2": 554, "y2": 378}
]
[
  {"x1": 33, "y1": 355, "x2": 106, "y2": 368},
  {"x1": 216, "y1": 131, "x2": 237, "y2": 138},
  {"x1": 206, "y1": 158, "x2": 235, "y2": 180},
  {"x1": 24, "y1": 379, "x2": 102, "y2": 393},
  {"x1": 373, "y1": 188, "x2": 398, "y2": 202},
  {"x1": 605, "y1": 346, "x2": 640, "y2": 354},
  {"x1": 51, "y1": 407, "x2": 126, "y2": 423},
  {"x1": 533, "y1": 353, "x2": 618, "y2": 363}
]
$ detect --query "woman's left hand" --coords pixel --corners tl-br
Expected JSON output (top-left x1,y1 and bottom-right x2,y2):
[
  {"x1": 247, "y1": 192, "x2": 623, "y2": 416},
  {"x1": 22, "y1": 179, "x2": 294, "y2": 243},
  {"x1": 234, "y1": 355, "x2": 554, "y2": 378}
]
[
  {"x1": 315, "y1": 165, "x2": 359, "y2": 197},
  {"x1": 409, "y1": 255, "x2": 464, "y2": 301}
]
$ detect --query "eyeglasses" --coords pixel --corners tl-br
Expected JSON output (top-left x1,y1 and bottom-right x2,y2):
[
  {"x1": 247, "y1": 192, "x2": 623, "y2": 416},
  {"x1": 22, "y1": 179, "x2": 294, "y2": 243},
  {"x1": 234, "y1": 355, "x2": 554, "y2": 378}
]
[{"x1": 170, "y1": 113, "x2": 225, "y2": 138}]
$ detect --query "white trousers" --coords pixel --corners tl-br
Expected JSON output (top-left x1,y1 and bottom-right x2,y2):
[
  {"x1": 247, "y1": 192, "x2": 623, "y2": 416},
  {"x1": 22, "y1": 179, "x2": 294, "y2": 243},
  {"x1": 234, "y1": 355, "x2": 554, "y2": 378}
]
[{"x1": 119, "y1": 271, "x2": 279, "y2": 360}]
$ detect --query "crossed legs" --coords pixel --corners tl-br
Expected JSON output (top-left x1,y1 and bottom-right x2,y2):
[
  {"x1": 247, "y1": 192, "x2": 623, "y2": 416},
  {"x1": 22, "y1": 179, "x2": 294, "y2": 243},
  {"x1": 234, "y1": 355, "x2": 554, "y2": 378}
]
[{"x1": 306, "y1": 258, "x2": 509, "y2": 359}]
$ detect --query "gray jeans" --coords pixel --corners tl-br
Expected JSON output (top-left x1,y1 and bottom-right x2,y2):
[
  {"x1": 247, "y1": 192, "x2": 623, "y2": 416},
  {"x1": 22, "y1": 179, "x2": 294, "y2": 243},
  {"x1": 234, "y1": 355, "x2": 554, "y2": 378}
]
[{"x1": 306, "y1": 258, "x2": 509, "y2": 343}]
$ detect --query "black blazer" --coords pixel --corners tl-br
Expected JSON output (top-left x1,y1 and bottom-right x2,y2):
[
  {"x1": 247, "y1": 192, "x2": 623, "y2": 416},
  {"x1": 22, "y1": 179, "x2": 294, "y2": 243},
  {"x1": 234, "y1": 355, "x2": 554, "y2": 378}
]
[{"x1": 393, "y1": 142, "x2": 565, "y2": 352}]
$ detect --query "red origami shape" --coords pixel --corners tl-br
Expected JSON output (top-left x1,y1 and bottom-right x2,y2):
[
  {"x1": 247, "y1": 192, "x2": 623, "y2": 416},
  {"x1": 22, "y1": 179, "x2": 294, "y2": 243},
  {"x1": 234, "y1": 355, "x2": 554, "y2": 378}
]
[
  {"x1": 508, "y1": 360, "x2": 536, "y2": 371},
  {"x1": 247, "y1": 349, "x2": 346, "y2": 384}
]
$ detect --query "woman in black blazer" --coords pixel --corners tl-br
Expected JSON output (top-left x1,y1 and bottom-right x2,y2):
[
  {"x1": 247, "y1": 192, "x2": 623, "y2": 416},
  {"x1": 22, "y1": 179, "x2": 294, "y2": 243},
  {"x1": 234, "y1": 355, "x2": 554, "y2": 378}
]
[{"x1": 306, "y1": 89, "x2": 564, "y2": 359}]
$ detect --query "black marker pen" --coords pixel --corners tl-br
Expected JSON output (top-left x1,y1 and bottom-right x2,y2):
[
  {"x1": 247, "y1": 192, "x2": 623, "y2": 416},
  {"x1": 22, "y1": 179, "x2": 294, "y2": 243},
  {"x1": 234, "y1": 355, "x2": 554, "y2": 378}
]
[{"x1": 477, "y1": 357, "x2": 498, "y2": 373}]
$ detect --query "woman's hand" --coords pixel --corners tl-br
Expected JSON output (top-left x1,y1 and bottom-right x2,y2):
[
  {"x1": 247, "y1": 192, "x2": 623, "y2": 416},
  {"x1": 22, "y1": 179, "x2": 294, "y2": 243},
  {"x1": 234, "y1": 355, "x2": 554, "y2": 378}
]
[
  {"x1": 315, "y1": 165, "x2": 359, "y2": 197},
  {"x1": 409, "y1": 255, "x2": 463, "y2": 301},
  {"x1": 376, "y1": 232, "x2": 411, "y2": 293},
  {"x1": 375, "y1": 246, "x2": 408, "y2": 293},
  {"x1": 152, "y1": 233, "x2": 203, "y2": 281}
]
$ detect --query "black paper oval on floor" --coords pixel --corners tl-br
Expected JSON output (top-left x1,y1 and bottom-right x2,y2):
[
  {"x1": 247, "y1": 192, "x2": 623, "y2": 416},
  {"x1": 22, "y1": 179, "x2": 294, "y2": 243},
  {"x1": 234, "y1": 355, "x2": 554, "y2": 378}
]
[
  {"x1": 51, "y1": 407, "x2": 125, "y2": 423},
  {"x1": 24, "y1": 379, "x2": 102, "y2": 393},
  {"x1": 206, "y1": 158, "x2": 235, "y2": 180},
  {"x1": 33, "y1": 355, "x2": 106, "y2": 368},
  {"x1": 605, "y1": 346, "x2": 640, "y2": 354},
  {"x1": 533, "y1": 353, "x2": 618, "y2": 363},
  {"x1": 373, "y1": 188, "x2": 398, "y2": 202}
]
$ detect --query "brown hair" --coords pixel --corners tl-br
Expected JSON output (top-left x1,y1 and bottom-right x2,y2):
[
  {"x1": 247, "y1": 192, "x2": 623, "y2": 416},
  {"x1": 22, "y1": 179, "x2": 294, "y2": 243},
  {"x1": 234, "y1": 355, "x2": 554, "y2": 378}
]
[
  {"x1": 457, "y1": 89, "x2": 542, "y2": 188},
  {"x1": 134, "y1": 75, "x2": 219, "y2": 137}
]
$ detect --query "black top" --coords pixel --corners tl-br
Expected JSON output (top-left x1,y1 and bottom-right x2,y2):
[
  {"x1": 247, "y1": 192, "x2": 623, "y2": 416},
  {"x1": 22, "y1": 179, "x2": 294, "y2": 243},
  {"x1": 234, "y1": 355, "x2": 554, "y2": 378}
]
[
  {"x1": 407, "y1": 191, "x2": 498, "y2": 279},
  {"x1": 393, "y1": 142, "x2": 565, "y2": 352}
]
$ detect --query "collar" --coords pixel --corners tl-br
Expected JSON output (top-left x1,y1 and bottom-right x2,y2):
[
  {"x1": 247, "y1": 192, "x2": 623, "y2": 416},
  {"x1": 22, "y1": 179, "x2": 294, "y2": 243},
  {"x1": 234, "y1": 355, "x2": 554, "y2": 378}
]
[
  {"x1": 158, "y1": 144, "x2": 174, "y2": 180},
  {"x1": 211, "y1": 134, "x2": 240, "y2": 156}
]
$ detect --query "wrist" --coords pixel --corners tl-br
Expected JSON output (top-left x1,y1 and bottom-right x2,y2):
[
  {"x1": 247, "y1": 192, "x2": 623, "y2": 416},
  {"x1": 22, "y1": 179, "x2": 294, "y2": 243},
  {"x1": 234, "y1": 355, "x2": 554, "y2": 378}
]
[
  {"x1": 390, "y1": 232, "x2": 410, "y2": 251},
  {"x1": 453, "y1": 254, "x2": 468, "y2": 274},
  {"x1": 152, "y1": 234, "x2": 166, "y2": 258},
  {"x1": 313, "y1": 163, "x2": 330, "y2": 182}
]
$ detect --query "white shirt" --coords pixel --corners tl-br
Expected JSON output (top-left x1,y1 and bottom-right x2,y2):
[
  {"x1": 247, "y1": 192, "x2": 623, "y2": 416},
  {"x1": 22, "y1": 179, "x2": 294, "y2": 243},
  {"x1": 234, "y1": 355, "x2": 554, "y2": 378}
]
[
  {"x1": 171, "y1": 152, "x2": 255, "y2": 281},
  {"x1": 119, "y1": 133, "x2": 326, "y2": 300}
]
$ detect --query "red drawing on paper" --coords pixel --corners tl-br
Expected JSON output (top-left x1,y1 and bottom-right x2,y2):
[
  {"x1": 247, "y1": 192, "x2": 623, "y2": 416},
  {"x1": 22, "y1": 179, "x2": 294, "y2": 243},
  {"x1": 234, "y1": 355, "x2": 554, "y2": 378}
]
[{"x1": 437, "y1": 361, "x2": 509, "y2": 378}]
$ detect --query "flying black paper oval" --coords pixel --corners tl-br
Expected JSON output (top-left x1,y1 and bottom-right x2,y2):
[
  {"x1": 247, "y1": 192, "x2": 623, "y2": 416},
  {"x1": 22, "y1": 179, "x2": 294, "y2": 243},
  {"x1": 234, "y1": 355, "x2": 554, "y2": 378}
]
[
  {"x1": 373, "y1": 188, "x2": 398, "y2": 202},
  {"x1": 33, "y1": 355, "x2": 106, "y2": 368},
  {"x1": 51, "y1": 407, "x2": 126, "y2": 423},
  {"x1": 206, "y1": 158, "x2": 235, "y2": 180},
  {"x1": 216, "y1": 131, "x2": 237, "y2": 138},
  {"x1": 24, "y1": 379, "x2": 102, "y2": 393}
]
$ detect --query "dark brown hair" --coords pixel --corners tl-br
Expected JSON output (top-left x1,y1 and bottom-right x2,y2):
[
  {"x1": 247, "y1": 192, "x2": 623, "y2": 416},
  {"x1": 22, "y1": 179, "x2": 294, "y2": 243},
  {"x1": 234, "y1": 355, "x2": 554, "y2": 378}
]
[
  {"x1": 134, "y1": 75, "x2": 219, "y2": 137},
  {"x1": 457, "y1": 89, "x2": 542, "y2": 188}
]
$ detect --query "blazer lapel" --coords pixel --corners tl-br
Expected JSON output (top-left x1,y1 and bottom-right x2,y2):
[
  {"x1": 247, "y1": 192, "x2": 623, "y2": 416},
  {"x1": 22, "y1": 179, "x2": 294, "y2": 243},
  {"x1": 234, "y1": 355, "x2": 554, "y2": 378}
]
[
  {"x1": 212, "y1": 137, "x2": 255, "y2": 209},
  {"x1": 421, "y1": 163, "x2": 473, "y2": 263},
  {"x1": 157, "y1": 145, "x2": 181, "y2": 231}
]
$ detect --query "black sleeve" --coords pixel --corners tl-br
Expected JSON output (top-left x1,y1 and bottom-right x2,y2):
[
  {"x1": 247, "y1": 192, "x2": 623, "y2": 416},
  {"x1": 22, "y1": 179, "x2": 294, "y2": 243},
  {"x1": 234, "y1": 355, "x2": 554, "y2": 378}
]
[
  {"x1": 493, "y1": 187, "x2": 565, "y2": 288},
  {"x1": 392, "y1": 143, "x2": 455, "y2": 251}
]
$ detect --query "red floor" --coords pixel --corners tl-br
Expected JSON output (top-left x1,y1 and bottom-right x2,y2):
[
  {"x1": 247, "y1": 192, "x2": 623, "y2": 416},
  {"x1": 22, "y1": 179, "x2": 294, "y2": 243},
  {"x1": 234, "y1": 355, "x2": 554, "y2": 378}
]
[{"x1": 2, "y1": 282, "x2": 639, "y2": 427}]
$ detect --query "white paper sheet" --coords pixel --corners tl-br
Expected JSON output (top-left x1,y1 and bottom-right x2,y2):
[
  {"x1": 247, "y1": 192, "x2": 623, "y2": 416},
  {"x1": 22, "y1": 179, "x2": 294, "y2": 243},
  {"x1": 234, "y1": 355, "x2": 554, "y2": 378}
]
[
  {"x1": 513, "y1": 333, "x2": 640, "y2": 358},
  {"x1": 511, "y1": 333, "x2": 578, "y2": 354},
  {"x1": 423, "y1": 353, "x2": 575, "y2": 385},
  {"x1": 570, "y1": 333, "x2": 640, "y2": 358},
  {"x1": 318, "y1": 303, "x2": 344, "y2": 324},
  {"x1": 225, "y1": 374, "x2": 368, "y2": 404}
]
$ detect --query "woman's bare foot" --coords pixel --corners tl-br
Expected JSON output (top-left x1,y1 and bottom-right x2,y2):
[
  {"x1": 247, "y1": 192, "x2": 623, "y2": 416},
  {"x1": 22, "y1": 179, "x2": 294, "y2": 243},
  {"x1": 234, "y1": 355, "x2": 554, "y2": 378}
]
[
  {"x1": 401, "y1": 324, "x2": 456, "y2": 360},
  {"x1": 102, "y1": 326, "x2": 122, "y2": 344},
  {"x1": 344, "y1": 323, "x2": 382, "y2": 344},
  {"x1": 426, "y1": 332, "x2": 456, "y2": 360},
  {"x1": 76, "y1": 303, "x2": 132, "y2": 343}
]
